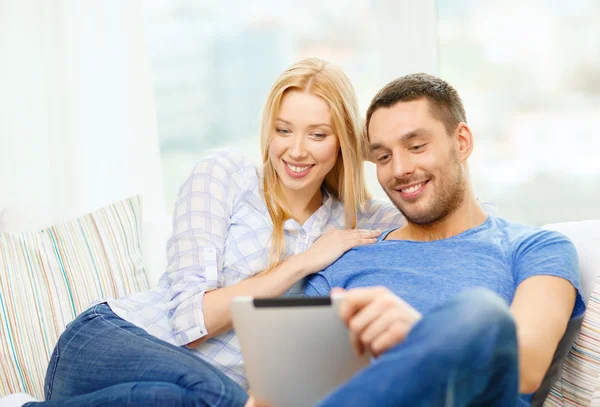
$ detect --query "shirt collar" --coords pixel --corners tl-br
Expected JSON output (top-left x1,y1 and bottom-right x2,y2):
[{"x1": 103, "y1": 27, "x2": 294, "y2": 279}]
[{"x1": 283, "y1": 188, "x2": 334, "y2": 232}]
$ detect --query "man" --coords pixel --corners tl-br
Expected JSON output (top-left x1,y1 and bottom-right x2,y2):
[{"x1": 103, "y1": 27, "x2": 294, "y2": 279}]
[{"x1": 299, "y1": 74, "x2": 584, "y2": 407}]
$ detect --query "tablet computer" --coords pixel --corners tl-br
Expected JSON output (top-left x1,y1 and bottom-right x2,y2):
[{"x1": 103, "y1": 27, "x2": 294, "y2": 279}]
[{"x1": 231, "y1": 296, "x2": 370, "y2": 407}]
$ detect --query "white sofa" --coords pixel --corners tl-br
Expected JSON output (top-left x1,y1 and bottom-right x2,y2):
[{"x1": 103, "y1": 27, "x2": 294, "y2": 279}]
[{"x1": 1, "y1": 204, "x2": 599, "y2": 406}]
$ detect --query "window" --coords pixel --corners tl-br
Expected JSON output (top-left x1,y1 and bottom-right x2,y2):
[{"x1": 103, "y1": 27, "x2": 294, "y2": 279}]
[
  {"x1": 438, "y1": 0, "x2": 600, "y2": 224},
  {"x1": 143, "y1": 0, "x2": 437, "y2": 206},
  {"x1": 145, "y1": 0, "x2": 599, "y2": 225}
]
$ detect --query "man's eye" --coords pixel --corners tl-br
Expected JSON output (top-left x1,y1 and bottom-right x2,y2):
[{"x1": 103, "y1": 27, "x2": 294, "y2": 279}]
[
  {"x1": 378, "y1": 155, "x2": 391, "y2": 163},
  {"x1": 409, "y1": 144, "x2": 426, "y2": 151}
]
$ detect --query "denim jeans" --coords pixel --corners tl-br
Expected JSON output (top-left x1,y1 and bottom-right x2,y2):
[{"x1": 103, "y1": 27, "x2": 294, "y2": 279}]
[
  {"x1": 28, "y1": 288, "x2": 520, "y2": 407},
  {"x1": 28, "y1": 303, "x2": 249, "y2": 406},
  {"x1": 316, "y1": 288, "x2": 522, "y2": 407}
]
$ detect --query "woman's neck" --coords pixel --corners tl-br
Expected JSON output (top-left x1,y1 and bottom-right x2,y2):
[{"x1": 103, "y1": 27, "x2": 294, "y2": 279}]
[{"x1": 282, "y1": 186, "x2": 323, "y2": 226}]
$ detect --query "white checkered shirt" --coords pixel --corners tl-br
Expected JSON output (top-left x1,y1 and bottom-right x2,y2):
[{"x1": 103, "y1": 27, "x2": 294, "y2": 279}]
[{"x1": 106, "y1": 148, "x2": 408, "y2": 389}]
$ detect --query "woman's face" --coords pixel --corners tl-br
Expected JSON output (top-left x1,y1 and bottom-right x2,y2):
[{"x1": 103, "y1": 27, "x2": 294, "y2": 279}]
[{"x1": 268, "y1": 89, "x2": 340, "y2": 199}]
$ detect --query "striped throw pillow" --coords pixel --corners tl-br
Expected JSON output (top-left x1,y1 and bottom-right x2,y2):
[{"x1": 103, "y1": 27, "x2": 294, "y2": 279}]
[
  {"x1": 0, "y1": 196, "x2": 149, "y2": 399},
  {"x1": 544, "y1": 278, "x2": 600, "y2": 407}
]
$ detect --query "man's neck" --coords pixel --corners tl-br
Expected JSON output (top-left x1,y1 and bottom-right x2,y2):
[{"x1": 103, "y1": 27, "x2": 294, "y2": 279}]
[
  {"x1": 281, "y1": 185, "x2": 323, "y2": 226},
  {"x1": 390, "y1": 194, "x2": 488, "y2": 242}
]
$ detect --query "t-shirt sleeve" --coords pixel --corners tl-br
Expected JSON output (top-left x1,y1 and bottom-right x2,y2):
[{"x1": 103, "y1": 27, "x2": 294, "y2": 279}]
[
  {"x1": 304, "y1": 270, "x2": 334, "y2": 297},
  {"x1": 513, "y1": 229, "x2": 585, "y2": 319}
]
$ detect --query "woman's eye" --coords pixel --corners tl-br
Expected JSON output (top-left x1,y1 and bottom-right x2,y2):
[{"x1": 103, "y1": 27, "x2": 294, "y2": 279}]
[
  {"x1": 276, "y1": 128, "x2": 291, "y2": 135},
  {"x1": 311, "y1": 133, "x2": 327, "y2": 140}
]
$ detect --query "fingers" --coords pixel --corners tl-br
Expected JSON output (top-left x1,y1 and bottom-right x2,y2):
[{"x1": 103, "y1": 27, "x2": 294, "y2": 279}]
[
  {"x1": 245, "y1": 396, "x2": 272, "y2": 407},
  {"x1": 344, "y1": 230, "x2": 381, "y2": 250},
  {"x1": 331, "y1": 228, "x2": 380, "y2": 238},
  {"x1": 330, "y1": 286, "x2": 365, "y2": 355},
  {"x1": 339, "y1": 287, "x2": 421, "y2": 358},
  {"x1": 353, "y1": 229, "x2": 381, "y2": 239},
  {"x1": 339, "y1": 287, "x2": 387, "y2": 326},
  {"x1": 349, "y1": 296, "x2": 387, "y2": 335},
  {"x1": 339, "y1": 288, "x2": 383, "y2": 356},
  {"x1": 353, "y1": 238, "x2": 379, "y2": 247},
  {"x1": 330, "y1": 287, "x2": 346, "y2": 296},
  {"x1": 349, "y1": 324, "x2": 365, "y2": 356},
  {"x1": 354, "y1": 302, "x2": 395, "y2": 343},
  {"x1": 369, "y1": 323, "x2": 410, "y2": 357},
  {"x1": 359, "y1": 308, "x2": 411, "y2": 357},
  {"x1": 347, "y1": 294, "x2": 390, "y2": 355}
]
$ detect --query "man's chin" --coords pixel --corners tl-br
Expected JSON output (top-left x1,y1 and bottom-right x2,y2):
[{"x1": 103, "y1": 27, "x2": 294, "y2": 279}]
[{"x1": 397, "y1": 206, "x2": 442, "y2": 226}]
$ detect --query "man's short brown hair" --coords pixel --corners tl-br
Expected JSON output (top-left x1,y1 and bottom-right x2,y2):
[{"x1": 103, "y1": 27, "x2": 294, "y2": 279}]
[{"x1": 366, "y1": 73, "x2": 467, "y2": 137}]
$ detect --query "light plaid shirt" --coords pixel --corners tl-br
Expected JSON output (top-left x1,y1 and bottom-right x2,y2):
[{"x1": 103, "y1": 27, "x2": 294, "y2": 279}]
[{"x1": 107, "y1": 148, "x2": 408, "y2": 388}]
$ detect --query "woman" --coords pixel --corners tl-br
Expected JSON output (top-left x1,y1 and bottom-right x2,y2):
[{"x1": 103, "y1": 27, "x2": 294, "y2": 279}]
[{"x1": 30, "y1": 58, "x2": 405, "y2": 407}]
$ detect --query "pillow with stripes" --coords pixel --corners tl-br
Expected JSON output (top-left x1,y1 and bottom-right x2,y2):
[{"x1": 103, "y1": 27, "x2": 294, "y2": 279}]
[{"x1": 0, "y1": 195, "x2": 149, "y2": 399}]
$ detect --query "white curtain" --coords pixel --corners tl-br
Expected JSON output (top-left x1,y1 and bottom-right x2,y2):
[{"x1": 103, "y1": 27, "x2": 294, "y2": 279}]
[{"x1": 0, "y1": 0, "x2": 164, "y2": 220}]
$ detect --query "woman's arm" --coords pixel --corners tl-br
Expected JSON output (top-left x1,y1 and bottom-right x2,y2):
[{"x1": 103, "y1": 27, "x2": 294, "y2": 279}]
[
  {"x1": 165, "y1": 149, "x2": 249, "y2": 346},
  {"x1": 188, "y1": 253, "x2": 308, "y2": 347},
  {"x1": 189, "y1": 228, "x2": 382, "y2": 347}
]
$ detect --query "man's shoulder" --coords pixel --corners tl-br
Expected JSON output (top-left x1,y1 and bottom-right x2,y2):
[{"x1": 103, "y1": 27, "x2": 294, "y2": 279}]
[
  {"x1": 318, "y1": 242, "x2": 386, "y2": 277},
  {"x1": 489, "y1": 216, "x2": 575, "y2": 258}
]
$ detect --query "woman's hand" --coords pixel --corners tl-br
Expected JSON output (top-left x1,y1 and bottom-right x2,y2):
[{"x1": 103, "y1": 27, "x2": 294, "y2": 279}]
[{"x1": 298, "y1": 229, "x2": 381, "y2": 275}]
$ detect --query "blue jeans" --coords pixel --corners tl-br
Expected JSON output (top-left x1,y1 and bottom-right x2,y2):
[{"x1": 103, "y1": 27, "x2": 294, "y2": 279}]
[
  {"x1": 316, "y1": 288, "x2": 521, "y2": 407},
  {"x1": 28, "y1": 303, "x2": 249, "y2": 406},
  {"x1": 29, "y1": 288, "x2": 519, "y2": 406}
]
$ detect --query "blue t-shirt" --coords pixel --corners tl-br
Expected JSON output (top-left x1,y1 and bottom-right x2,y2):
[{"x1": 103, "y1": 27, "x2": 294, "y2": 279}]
[
  {"x1": 305, "y1": 216, "x2": 584, "y2": 319},
  {"x1": 304, "y1": 216, "x2": 585, "y2": 404}
]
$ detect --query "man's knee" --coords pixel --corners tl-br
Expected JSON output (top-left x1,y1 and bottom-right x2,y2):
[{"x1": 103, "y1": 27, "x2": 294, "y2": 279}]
[
  {"x1": 449, "y1": 288, "x2": 517, "y2": 355},
  {"x1": 455, "y1": 288, "x2": 513, "y2": 326}
]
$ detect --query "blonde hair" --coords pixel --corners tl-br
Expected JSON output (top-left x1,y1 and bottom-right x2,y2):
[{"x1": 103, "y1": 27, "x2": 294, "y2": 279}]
[{"x1": 260, "y1": 57, "x2": 371, "y2": 271}]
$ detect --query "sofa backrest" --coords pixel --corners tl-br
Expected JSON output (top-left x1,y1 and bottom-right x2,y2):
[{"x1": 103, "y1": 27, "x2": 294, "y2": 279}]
[{"x1": 541, "y1": 220, "x2": 600, "y2": 406}]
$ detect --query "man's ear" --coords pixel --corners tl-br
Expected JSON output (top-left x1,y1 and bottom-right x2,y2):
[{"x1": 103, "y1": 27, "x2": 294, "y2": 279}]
[{"x1": 455, "y1": 122, "x2": 473, "y2": 163}]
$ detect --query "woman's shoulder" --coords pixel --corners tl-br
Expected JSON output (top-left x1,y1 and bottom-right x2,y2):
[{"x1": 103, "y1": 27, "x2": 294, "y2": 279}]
[
  {"x1": 189, "y1": 148, "x2": 262, "y2": 185},
  {"x1": 359, "y1": 198, "x2": 396, "y2": 217},
  {"x1": 357, "y1": 197, "x2": 406, "y2": 229},
  {"x1": 174, "y1": 148, "x2": 263, "y2": 207}
]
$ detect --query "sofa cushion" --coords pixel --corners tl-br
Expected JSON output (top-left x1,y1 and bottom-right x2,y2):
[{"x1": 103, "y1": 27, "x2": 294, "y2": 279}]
[
  {"x1": 0, "y1": 196, "x2": 149, "y2": 399},
  {"x1": 0, "y1": 206, "x2": 171, "y2": 289}
]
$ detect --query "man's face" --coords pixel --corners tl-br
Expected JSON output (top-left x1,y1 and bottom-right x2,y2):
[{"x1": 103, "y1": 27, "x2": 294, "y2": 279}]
[{"x1": 368, "y1": 98, "x2": 466, "y2": 225}]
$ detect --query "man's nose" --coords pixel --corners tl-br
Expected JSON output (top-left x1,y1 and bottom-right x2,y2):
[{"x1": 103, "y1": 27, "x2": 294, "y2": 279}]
[{"x1": 392, "y1": 153, "x2": 415, "y2": 179}]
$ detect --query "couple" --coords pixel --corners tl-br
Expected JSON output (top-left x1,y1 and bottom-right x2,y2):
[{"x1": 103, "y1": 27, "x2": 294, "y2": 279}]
[{"x1": 31, "y1": 58, "x2": 583, "y2": 407}]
